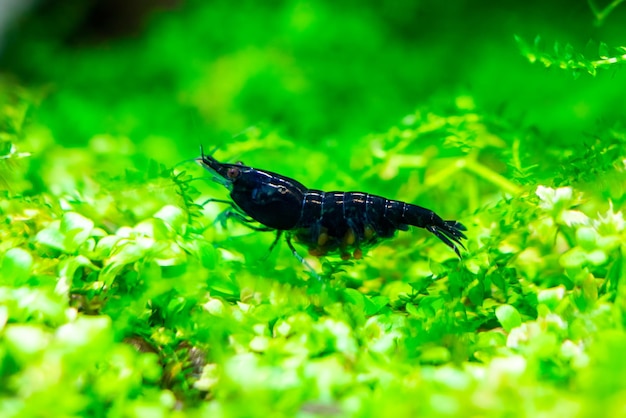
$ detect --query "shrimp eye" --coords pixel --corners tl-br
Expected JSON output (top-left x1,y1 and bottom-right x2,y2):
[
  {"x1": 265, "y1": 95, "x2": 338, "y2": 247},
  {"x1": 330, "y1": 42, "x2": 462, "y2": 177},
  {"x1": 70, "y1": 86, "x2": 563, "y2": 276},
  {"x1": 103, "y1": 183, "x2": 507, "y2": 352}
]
[{"x1": 226, "y1": 166, "x2": 240, "y2": 179}]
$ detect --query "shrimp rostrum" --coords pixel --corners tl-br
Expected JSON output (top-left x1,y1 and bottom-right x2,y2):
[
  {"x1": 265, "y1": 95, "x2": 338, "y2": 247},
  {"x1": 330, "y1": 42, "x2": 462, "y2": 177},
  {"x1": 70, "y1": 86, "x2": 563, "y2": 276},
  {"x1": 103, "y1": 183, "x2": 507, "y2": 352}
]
[{"x1": 196, "y1": 148, "x2": 466, "y2": 266}]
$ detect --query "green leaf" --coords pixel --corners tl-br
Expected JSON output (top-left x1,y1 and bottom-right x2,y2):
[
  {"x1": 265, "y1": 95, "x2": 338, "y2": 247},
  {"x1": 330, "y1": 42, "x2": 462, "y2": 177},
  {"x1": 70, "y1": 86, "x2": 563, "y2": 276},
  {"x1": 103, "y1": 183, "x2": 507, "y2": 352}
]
[
  {"x1": 364, "y1": 295, "x2": 389, "y2": 315},
  {"x1": 60, "y1": 212, "x2": 94, "y2": 252},
  {"x1": 56, "y1": 316, "x2": 113, "y2": 349},
  {"x1": 208, "y1": 275, "x2": 240, "y2": 300},
  {"x1": 560, "y1": 247, "x2": 587, "y2": 268},
  {"x1": 599, "y1": 42, "x2": 609, "y2": 59},
  {"x1": 343, "y1": 288, "x2": 365, "y2": 309},
  {"x1": 564, "y1": 43, "x2": 574, "y2": 60},
  {"x1": 154, "y1": 205, "x2": 187, "y2": 233},
  {"x1": 586, "y1": 249, "x2": 607, "y2": 266},
  {"x1": 35, "y1": 213, "x2": 94, "y2": 253},
  {"x1": 409, "y1": 276, "x2": 433, "y2": 295},
  {"x1": 419, "y1": 345, "x2": 451, "y2": 364},
  {"x1": 405, "y1": 302, "x2": 420, "y2": 317},
  {"x1": 0, "y1": 248, "x2": 33, "y2": 285},
  {"x1": 4, "y1": 324, "x2": 49, "y2": 362},
  {"x1": 537, "y1": 286, "x2": 566, "y2": 310},
  {"x1": 179, "y1": 238, "x2": 217, "y2": 269},
  {"x1": 576, "y1": 227, "x2": 597, "y2": 251},
  {"x1": 495, "y1": 304, "x2": 522, "y2": 332},
  {"x1": 467, "y1": 281, "x2": 484, "y2": 306},
  {"x1": 35, "y1": 221, "x2": 65, "y2": 251},
  {"x1": 135, "y1": 218, "x2": 171, "y2": 240},
  {"x1": 94, "y1": 235, "x2": 123, "y2": 258}
]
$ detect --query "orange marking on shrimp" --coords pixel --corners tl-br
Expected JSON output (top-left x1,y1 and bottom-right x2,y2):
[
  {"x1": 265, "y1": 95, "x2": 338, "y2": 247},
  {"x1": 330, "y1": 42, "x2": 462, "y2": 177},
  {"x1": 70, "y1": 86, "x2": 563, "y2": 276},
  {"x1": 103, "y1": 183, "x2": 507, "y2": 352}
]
[
  {"x1": 343, "y1": 228, "x2": 356, "y2": 246},
  {"x1": 317, "y1": 231, "x2": 329, "y2": 246}
]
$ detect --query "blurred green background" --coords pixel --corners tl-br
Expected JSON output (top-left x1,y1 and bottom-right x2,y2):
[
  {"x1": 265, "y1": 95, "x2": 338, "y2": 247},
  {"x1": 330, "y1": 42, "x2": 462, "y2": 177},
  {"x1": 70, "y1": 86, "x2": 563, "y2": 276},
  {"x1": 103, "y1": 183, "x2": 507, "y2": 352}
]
[{"x1": 2, "y1": 0, "x2": 625, "y2": 164}]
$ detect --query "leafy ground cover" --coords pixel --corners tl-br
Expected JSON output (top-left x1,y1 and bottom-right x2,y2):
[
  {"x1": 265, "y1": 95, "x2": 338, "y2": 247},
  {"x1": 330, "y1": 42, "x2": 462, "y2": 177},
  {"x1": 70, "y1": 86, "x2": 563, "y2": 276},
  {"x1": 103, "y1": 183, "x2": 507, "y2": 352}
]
[{"x1": 1, "y1": 1, "x2": 626, "y2": 417}]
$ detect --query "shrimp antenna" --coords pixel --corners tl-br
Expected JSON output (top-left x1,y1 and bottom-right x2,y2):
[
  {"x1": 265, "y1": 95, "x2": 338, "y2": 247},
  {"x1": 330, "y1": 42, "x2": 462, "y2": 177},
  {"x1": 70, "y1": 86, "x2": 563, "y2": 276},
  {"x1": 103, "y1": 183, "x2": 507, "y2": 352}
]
[
  {"x1": 171, "y1": 143, "x2": 217, "y2": 171},
  {"x1": 171, "y1": 156, "x2": 202, "y2": 170},
  {"x1": 199, "y1": 143, "x2": 221, "y2": 160}
]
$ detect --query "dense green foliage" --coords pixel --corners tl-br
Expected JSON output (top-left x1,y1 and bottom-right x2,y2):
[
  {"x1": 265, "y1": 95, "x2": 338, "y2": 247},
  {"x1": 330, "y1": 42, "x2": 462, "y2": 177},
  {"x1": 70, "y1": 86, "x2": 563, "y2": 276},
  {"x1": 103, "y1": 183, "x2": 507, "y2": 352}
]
[{"x1": 1, "y1": 1, "x2": 626, "y2": 416}]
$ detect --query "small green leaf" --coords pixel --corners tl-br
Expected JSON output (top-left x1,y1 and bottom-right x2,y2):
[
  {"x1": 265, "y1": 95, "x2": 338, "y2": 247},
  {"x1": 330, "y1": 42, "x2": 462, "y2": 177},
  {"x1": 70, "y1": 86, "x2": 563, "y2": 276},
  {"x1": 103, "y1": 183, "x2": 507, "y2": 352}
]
[
  {"x1": 599, "y1": 42, "x2": 609, "y2": 59},
  {"x1": 4, "y1": 324, "x2": 49, "y2": 362},
  {"x1": 111, "y1": 241, "x2": 150, "y2": 266},
  {"x1": 60, "y1": 212, "x2": 94, "y2": 248},
  {"x1": 553, "y1": 40, "x2": 561, "y2": 57},
  {"x1": 154, "y1": 205, "x2": 187, "y2": 233},
  {"x1": 35, "y1": 221, "x2": 65, "y2": 251},
  {"x1": 94, "y1": 235, "x2": 123, "y2": 258},
  {"x1": 405, "y1": 302, "x2": 419, "y2": 317},
  {"x1": 180, "y1": 239, "x2": 217, "y2": 269},
  {"x1": 135, "y1": 218, "x2": 171, "y2": 240},
  {"x1": 343, "y1": 288, "x2": 365, "y2": 309},
  {"x1": 537, "y1": 286, "x2": 566, "y2": 310},
  {"x1": 560, "y1": 247, "x2": 587, "y2": 268},
  {"x1": 409, "y1": 276, "x2": 433, "y2": 295},
  {"x1": 576, "y1": 227, "x2": 597, "y2": 251},
  {"x1": 197, "y1": 241, "x2": 217, "y2": 269},
  {"x1": 208, "y1": 275, "x2": 240, "y2": 299},
  {"x1": 513, "y1": 34, "x2": 526, "y2": 49},
  {"x1": 585, "y1": 62, "x2": 597, "y2": 77},
  {"x1": 563, "y1": 43, "x2": 574, "y2": 60},
  {"x1": 419, "y1": 345, "x2": 451, "y2": 364},
  {"x1": 364, "y1": 295, "x2": 389, "y2": 315},
  {"x1": 56, "y1": 316, "x2": 113, "y2": 349},
  {"x1": 582, "y1": 273, "x2": 598, "y2": 305},
  {"x1": 36, "y1": 213, "x2": 94, "y2": 253},
  {"x1": 467, "y1": 281, "x2": 484, "y2": 306},
  {"x1": 495, "y1": 304, "x2": 522, "y2": 332},
  {"x1": 0, "y1": 248, "x2": 33, "y2": 285},
  {"x1": 586, "y1": 249, "x2": 607, "y2": 266}
]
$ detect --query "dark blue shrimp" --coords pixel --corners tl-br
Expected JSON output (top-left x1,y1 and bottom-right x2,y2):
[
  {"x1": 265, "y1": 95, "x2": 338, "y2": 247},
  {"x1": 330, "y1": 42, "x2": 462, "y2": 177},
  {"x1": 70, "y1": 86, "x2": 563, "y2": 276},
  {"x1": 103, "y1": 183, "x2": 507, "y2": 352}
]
[{"x1": 196, "y1": 148, "x2": 466, "y2": 266}]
